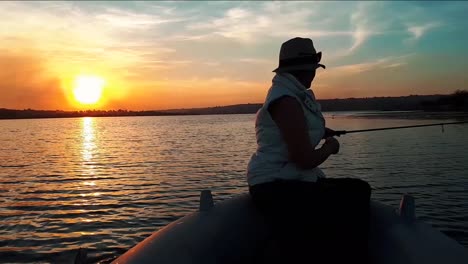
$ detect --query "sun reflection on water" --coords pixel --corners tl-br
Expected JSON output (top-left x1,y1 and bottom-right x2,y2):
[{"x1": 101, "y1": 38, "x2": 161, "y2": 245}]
[
  {"x1": 83, "y1": 181, "x2": 96, "y2": 186},
  {"x1": 79, "y1": 117, "x2": 100, "y2": 213},
  {"x1": 81, "y1": 117, "x2": 96, "y2": 164}
]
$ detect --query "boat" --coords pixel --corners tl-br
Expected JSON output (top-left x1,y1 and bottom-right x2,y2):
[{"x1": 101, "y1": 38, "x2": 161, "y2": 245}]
[{"x1": 110, "y1": 190, "x2": 468, "y2": 264}]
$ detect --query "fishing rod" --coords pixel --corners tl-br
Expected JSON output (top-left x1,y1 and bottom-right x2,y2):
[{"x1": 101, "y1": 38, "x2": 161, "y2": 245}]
[{"x1": 334, "y1": 121, "x2": 468, "y2": 136}]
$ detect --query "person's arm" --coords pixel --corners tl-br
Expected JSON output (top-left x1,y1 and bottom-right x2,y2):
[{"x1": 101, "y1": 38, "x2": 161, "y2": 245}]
[{"x1": 268, "y1": 96, "x2": 340, "y2": 170}]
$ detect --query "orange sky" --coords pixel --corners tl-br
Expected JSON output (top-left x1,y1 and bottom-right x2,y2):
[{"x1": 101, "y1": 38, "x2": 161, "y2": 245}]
[{"x1": 1, "y1": 2, "x2": 467, "y2": 110}]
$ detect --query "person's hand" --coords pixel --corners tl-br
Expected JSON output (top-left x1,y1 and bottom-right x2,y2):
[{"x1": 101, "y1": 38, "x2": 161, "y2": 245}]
[
  {"x1": 323, "y1": 128, "x2": 335, "y2": 138},
  {"x1": 324, "y1": 128, "x2": 346, "y2": 138},
  {"x1": 323, "y1": 137, "x2": 340, "y2": 155}
]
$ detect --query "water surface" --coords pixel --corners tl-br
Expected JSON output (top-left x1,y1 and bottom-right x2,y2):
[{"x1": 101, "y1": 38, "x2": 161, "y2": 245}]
[{"x1": 1, "y1": 113, "x2": 467, "y2": 263}]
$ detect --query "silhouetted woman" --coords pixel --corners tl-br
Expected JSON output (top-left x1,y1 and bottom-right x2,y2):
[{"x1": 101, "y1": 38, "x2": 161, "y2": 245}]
[{"x1": 247, "y1": 37, "x2": 371, "y2": 263}]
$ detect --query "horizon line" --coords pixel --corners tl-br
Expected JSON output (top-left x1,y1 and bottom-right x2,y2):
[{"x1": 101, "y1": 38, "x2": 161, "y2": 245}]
[{"x1": 0, "y1": 92, "x2": 455, "y2": 113}]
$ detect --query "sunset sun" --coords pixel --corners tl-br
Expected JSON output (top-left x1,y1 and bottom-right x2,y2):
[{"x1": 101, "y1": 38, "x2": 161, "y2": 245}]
[{"x1": 73, "y1": 75, "x2": 105, "y2": 105}]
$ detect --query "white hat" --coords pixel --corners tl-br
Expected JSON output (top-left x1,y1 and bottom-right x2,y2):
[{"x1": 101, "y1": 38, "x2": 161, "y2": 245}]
[{"x1": 273, "y1": 37, "x2": 325, "y2": 73}]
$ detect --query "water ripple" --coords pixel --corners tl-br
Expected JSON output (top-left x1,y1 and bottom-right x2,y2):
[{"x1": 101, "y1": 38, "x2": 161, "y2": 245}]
[{"x1": 0, "y1": 114, "x2": 467, "y2": 263}]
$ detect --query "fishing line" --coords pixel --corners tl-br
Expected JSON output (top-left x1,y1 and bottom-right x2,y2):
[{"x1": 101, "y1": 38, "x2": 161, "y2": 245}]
[{"x1": 335, "y1": 121, "x2": 468, "y2": 136}]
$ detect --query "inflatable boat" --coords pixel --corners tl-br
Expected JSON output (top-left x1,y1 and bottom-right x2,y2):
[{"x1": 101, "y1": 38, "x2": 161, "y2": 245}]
[{"x1": 111, "y1": 191, "x2": 468, "y2": 264}]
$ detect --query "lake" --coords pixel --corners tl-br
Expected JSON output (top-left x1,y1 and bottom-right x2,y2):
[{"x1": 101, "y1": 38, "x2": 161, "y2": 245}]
[{"x1": 1, "y1": 113, "x2": 467, "y2": 263}]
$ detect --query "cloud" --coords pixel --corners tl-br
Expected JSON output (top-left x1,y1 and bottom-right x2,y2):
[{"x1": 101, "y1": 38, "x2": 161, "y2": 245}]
[
  {"x1": 1, "y1": 1, "x2": 422, "y2": 75},
  {"x1": 186, "y1": 2, "x2": 355, "y2": 44},
  {"x1": 237, "y1": 58, "x2": 271, "y2": 64},
  {"x1": 346, "y1": 2, "x2": 386, "y2": 54},
  {"x1": 407, "y1": 22, "x2": 440, "y2": 41},
  {"x1": 345, "y1": 2, "x2": 443, "y2": 54},
  {"x1": 0, "y1": 1, "x2": 466, "y2": 109},
  {"x1": 0, "y1": 2, "x2": 186, "y2": 81},
  {"x1": 187, "y1": 7, "x2": 269, "y2": 43},
  {"x1": 96, "y1": 7, "x2": 184, "y2": 29},
  {"x1": 383, "y1": 62, "x2": 407, "y2": 69},
  {"x1": 349, "y1": 6, "x2": 371, "y2": 52},
  {"x1": 324, "y1": 54, "x2": 413, "y2": 76}
]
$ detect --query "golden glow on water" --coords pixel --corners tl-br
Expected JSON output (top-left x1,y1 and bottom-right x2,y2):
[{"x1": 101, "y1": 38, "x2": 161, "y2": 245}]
[
  {"x1": 79, "y1": 192, "x2": 101, "y2": 197},
  {"x1": 81, "y1": 117, "x2": 97, "y2": 175},
  {"x1": 78, "y1": 117, "x2": 100, "y2": 213},
  {"x1": 0, "y1": 114, "x2": 467, "y2": 263}
]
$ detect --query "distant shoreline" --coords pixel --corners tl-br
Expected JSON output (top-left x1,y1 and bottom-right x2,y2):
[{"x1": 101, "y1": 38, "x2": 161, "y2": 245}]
[
  {"x1": 1, "y1": 93, "x2": 467, "y2": 120},
  {"x1": 1, "y1": 110, "x2": 468, "y2": 122}
]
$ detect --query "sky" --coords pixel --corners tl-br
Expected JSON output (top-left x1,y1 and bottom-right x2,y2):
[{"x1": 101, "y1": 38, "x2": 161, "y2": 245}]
[{"x1": 1, "y1": 1, "x2": 468, "y2": 110}]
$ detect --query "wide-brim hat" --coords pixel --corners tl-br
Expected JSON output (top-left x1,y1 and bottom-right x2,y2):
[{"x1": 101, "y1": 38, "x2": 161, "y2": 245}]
[{"x1": 273, "y1": 37, "x2": 326, "y2": 73}]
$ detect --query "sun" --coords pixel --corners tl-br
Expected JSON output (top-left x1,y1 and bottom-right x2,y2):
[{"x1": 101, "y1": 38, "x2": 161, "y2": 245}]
[{"x1": 73, "y1": 75, "x2": 105, "y2": 104}]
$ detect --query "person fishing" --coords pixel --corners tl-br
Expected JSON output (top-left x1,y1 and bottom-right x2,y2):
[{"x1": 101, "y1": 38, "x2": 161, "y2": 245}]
[{"x1": 247, "y1": 37, "x2": 371, "y2": 263}]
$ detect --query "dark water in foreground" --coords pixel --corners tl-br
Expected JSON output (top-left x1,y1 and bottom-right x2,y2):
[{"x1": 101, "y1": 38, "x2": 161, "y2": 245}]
[{"x1": 1, "y1": 113, "x2": 467, "y2": 263}]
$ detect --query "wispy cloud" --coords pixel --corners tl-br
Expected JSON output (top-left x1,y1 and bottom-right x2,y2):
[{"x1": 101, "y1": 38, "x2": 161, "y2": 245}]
[
  {"x1": 325, "y1": 54, "x2": 413, "y2": 75},
  {"x1": 96, "y1": 8, "x2": 182, "y2": 29},
  {"x1": 347, "y1": 2, "x2": 385, "y2": 54},
  {"x1": 349, "y1": 5, "x2": 371, "y2": 53},
  {"x1": 407, "y1": 22, "x2": 441, "y2": 41},
  {"x1": 237, "y1": 58, "x2": 271, "y2": 64},
  {"x1": 384, "y1": 62, "x2": 407, "y2": 69},
  {"x1": 187, "y1": 2, "x2": 353, "y2": 43},
  {"x1": 0, "y1": 2, "x2": 186, "y2": 79},
  {"x1": 188, "y1": 7, "x2": 270, "y2": 43}
]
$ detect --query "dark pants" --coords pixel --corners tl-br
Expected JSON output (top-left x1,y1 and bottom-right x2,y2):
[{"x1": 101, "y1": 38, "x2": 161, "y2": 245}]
[{"x1": 249, "y1": 178, "x2": 371, "y2": 264}]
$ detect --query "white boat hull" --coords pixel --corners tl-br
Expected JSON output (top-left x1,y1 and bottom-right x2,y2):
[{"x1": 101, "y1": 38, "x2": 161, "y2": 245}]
[{"x1": 112, "y1": 193, "x2": 468, "y2": 264}]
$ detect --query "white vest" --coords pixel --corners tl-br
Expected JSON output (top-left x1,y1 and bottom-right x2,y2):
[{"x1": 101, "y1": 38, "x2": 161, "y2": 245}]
[{"x1": 247, "y1": 73, "x2": 326, "y2": 186}]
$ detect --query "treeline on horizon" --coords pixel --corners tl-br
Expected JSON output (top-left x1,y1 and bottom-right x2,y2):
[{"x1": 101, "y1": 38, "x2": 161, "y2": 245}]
[{"x1": 1, "y1": 91, "x2": 467, "y2": 119}]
